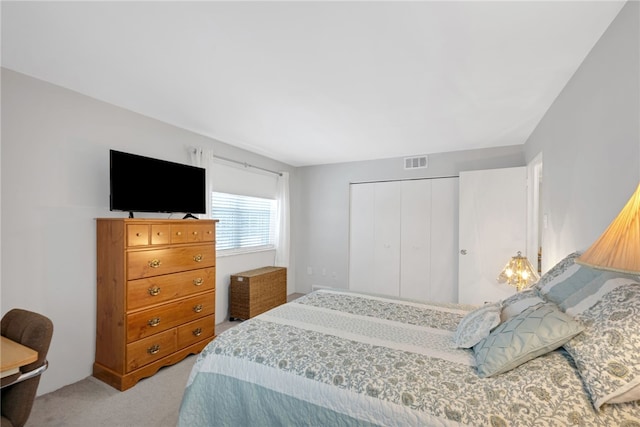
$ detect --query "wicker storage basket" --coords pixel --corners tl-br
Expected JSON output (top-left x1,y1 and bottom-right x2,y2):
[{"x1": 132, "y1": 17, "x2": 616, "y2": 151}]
[{"x1": 229, "y1": 266, "x2": 286, "y2": 320}]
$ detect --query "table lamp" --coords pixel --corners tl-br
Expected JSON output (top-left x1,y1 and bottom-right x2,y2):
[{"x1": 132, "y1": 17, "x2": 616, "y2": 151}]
[
  {"x1": 576, "y1": 182, "x2": 640, "y2": 274},
  {"x1": 497, "y1": 251, "x2": 540, "y2": 291}
]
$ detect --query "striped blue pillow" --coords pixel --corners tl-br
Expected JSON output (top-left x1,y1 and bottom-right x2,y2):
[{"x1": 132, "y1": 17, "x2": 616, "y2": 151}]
[
  {"x1": 563, "y1": 273, "x2": 640, "y2": 316},
  {"x1": 538, "y1": 264, "x2": 603, "y2": 307},
  {"x1": 537, "y1": 259, "x2": 640, "y2": 316},
  {"x1": 535, "y1": 252, "x2": 582, "y2": 290}
]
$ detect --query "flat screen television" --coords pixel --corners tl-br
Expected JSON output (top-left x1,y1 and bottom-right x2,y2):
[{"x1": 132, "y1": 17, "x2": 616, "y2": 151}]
[{"x1": 110, "y1": 149, "x2": 206, "y2": 217}]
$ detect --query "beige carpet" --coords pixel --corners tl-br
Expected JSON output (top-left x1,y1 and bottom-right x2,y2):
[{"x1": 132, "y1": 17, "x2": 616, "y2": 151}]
[
  {"x1": 27, "y1": 294, "x2": 304, "y2": 426},
  {"x1": 26, "y1": 321, "x2": 237, "y2": 427}
]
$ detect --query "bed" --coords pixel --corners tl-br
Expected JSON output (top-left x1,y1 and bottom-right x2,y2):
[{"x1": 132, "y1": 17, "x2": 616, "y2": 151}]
[{"x1": 178, "y1": 253, "x2": 640, "y2": 426}]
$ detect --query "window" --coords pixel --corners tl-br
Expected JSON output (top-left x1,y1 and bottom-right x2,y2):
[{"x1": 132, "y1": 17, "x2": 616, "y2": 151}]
[{"x1": 211, "y1": 192, "x2": 277, "y2": 253}]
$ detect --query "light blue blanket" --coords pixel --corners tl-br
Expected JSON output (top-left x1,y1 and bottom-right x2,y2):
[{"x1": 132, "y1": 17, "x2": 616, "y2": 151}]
[{"x1": 178, "y1": 289, "x2": 640, "y2": 426}]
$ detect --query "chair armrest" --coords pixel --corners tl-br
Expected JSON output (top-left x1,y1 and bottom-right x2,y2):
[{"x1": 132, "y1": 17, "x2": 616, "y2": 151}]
[{"x1": 1, "y1": 360, "x2": 48, "y2": 389}]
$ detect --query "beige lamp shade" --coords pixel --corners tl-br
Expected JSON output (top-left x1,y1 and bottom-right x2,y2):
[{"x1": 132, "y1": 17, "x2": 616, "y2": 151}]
[
  {"x1": 497, "y1": 251, "x2": 540, "y2": 291},
  {"x1": 576, "y1": 182, "x2": 640, "y2": 274}
]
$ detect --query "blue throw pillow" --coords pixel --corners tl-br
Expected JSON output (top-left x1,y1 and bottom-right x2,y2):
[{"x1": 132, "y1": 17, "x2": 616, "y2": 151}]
[{"x1": 474, "y1": 302, "x2": 583, "y2": 378}]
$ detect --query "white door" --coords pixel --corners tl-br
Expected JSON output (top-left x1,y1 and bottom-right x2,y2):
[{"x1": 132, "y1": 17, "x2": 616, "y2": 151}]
[
  {"x1": 399, "y1": 178, "x2": 459, "y2": 302},
  {"x1": 400, "y1": 180, "x2": 432, "y2": 300},
  {"x1": 373, "y1": 181, "x2": 402, "y2": 295},
  {"x1": 349, "y1": 183, "x2": 375, "y2": 293},
  {"x1": 430, "y1": 177, "x2": 459, "y2": 303},
  {"x1": 349, "y1": 181, "x2": 401, "y2": 296},
  {"x1": 458, "y1": 167, "x2": 527, "y2": 305},
  {"x1": 350, "y1": 178, "x2": 458, "y2": 302}
]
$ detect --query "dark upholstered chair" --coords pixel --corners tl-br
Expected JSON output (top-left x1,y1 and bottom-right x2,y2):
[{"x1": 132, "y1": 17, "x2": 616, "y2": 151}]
[{"x1": 1, "y1": 309, "x2": 53, "y2": 427}]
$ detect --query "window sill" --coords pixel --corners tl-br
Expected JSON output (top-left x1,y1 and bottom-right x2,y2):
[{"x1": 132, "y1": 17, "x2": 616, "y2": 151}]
[{"x1": 217, "y1": 246, "x2": 276, "y2": 258}]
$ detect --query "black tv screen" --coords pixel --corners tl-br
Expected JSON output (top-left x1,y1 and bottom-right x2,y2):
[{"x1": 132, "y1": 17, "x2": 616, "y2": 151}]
[{"x1": 110, "y1": 150, "x2": 206, "y2": 215}]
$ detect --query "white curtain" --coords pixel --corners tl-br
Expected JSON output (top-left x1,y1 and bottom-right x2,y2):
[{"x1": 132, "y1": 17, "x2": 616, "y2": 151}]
[
  {"x1": 274, "y1": 171, "x2": 290, "y2": 267},
  {"x1": 188, "y1": 146, "x2": 215, "y2": 219}
]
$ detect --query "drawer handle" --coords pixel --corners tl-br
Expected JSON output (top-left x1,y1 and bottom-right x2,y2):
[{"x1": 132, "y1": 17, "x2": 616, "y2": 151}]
[
  {"x1": 148, "y1": 286, "x2": 161, "y2": 296},
  {"x1": 193, "y1": 231, "x2": 199, "y2": 235},
  {"x1": 193, "y1": 328, "x2": 202, "y2": 337},
  {"x1": 193, "y1": 278, "x2": 203, "y2": 286},
  {"x1": 136, "y1": 232, "x2": 142, "y2": 237},
  {"x1": 156, "y1": 231, "x2": 163, "y2": 236},
  {"x1": 147, "y1": 344, "x2": 160, "y2": 355},
  {"x1": 193, "y1": 254, "x2": 203, "y2": 263},
  {"x1": 148, "y1": 317, "x2": 161, "y2": 327},
  {"x1": 148, "y1": 259, "x2": 161, "y2": 268},
  {"x1": 193, "y1": 304, "x2": 203, "y2": 313},
  {"x1": 176, "y1": 231, "x2": 182, "y2": 236}
]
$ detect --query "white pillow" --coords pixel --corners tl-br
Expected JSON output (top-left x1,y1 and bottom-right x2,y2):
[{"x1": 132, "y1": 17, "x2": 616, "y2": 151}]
[{"x1": 453, "y1": 302, "x2": 502, "y2": 348}]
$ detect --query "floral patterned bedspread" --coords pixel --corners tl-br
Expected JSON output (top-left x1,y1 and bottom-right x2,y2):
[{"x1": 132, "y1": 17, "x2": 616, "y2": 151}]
[{"x1": 178, "y1": 289, "x2": 640, "y2": 427}]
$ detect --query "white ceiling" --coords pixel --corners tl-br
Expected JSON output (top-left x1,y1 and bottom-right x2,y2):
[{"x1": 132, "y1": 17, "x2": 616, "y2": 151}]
[{"x1": 1, "y1": 1, "x2": 626, "y2": 166}]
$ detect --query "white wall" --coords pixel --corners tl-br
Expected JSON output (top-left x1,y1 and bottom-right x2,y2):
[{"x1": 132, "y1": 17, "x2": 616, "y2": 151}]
[
  {"x1": 0, "y1": 69, "x2": 296, "y2": 394},
  {"x1": 524, "y1": 1, "x2": 640, "y2": 271},
  {"x1": 294, "y1": 146, "x2": 525, "y2": 294}
]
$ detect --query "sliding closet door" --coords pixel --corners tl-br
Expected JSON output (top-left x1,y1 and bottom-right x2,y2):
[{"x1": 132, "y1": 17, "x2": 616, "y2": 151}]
[
  {"x1": 399, "y1": 178, "x2": 458, "y2": 302},
  {"x1": 349, "y1": 181, "x2": 401, "y2": 296},
  {"x1": 429, "y1": 177, "x2": 459, "y2": 303},
  {"x1": 399, "y1": 180, "x2": 431, "y2": 300},
  {"x1": 349, "y1": 178, "x2": 458, "y2": 302},
  {"x1": 349, "y1": 183, "x2": 375, "y2": 292},
  {"x1": 373, "y1": 182, "x2": 402, "y2": 294}
]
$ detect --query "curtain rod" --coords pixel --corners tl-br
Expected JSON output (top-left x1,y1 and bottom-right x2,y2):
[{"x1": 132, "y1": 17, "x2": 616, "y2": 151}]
[
  {"x1": 189, "y1": 146, "x2": 282, "y2": 176},
  {"x1": 213, "y1": 154, "x2": 282, "y2": 177}
]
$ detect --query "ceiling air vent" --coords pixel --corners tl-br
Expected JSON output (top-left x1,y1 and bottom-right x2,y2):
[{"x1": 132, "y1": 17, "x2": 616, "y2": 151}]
[{"x1": 404, "y1": 155, "x2": 428, "y2": 170}]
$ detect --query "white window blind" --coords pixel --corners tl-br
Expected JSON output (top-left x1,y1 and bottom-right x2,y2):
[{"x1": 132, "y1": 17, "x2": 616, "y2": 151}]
[{"x1": 212, "y1": 192, "x2": 276, "y2": 253}]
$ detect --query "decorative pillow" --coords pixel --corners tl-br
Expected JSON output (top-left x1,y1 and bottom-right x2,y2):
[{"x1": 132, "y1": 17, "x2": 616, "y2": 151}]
[
  {"x1": 562, "y1": 283, "x2": 640, "y2": 410},
  {"x1": 473, "y1": 302, "x2": 583, "y2": 378},
  {"x1": 534, "y1": 251, "x2": 582, "y2": 290},
  {"x1": 539, "y1": 264, "x2": 604, "y2": 307},
  {"x1": 561, "y1": 272, "x2": 639, "y2": 316},
  {"x1": 499, "y1": 288, "x2": 546, "y2": 322},
  {"x1": 453, "y1": 302, "x2": 502, "y2": 348}
]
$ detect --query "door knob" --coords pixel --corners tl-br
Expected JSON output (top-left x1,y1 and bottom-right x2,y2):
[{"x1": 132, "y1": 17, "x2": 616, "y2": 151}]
[{"x1": 460, "y1": 249, "x2": 467, "y2": 255}]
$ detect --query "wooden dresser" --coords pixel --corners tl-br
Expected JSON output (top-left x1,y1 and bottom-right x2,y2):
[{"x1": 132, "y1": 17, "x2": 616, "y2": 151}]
[{"x1": 94, "y1": 218, "x2": 218, "y2": 391}]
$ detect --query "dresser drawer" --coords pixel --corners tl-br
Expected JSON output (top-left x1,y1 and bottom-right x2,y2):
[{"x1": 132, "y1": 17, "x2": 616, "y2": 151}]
[
  {"x1": 186, "y1": 223, "x2": 215, "y2": 243},
  {"x1": 171, "y1": 224, "x2": 188, "y2": 244},
  {"x1": 127, "y1": 225, "x2": 149, "y2": 247},
  {"x1": 127, "y1": 244, "x2": 215, "y2": 279},
  {"x1": 127, "y1": 292, "x2": 215, "y2": 342},
  {"x1": 177, "y1": 315, "x2": 215, "y2": 349},
  {"x1": 150, "y1": 224, "x2": 171, "y2": 245},
  {"x1": 127, "y1": 267, "x2": 215, "y2": 311},
  {"x1": 126, "y1": 328, "x2": 177, "y2": 372}
]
